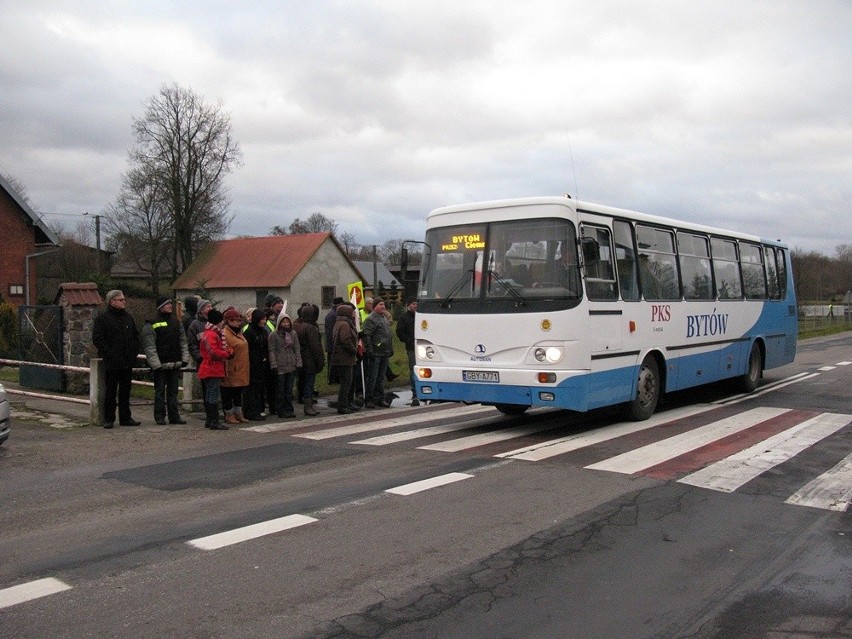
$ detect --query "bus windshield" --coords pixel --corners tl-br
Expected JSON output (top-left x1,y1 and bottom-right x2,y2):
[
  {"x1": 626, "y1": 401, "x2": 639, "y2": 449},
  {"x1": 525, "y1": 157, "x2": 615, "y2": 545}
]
[{"x1": 420, "y1": 218, "x2": 579, "y2": 307}]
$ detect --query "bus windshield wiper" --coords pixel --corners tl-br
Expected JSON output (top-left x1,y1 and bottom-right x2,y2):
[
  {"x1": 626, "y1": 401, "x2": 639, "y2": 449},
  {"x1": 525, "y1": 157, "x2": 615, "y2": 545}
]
[
  {"x1": 488, "y1": 270, "x2": 527, "y2": 306},
  {"x1": 440, "y1": 269, "x2": 474, "y2": 307}
]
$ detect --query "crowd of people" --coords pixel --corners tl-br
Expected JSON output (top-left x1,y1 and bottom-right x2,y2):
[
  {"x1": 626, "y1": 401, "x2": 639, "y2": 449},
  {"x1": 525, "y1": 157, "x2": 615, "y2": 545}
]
[{"x1": 92, "y1": 290, "x2": 418, "y2": 430}]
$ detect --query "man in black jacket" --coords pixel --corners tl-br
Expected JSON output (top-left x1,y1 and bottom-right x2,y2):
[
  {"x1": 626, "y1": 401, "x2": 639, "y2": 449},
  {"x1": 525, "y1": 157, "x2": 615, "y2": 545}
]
[
  {"x1": 92, "y1": 290, "x2": 141, "y2": 428},
  {"x1": 142, "y1": 297, "x2": 190, "y2": 425},
  {"x1": 395, "y1": 298, "x2": 419, "y2": 406}
]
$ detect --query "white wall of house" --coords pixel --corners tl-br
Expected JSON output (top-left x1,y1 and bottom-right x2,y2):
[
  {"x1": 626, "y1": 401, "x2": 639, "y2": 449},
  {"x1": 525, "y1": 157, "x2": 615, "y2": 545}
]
[{"x1": 289, "y1": 238, "x2": 361, "y2": 308}]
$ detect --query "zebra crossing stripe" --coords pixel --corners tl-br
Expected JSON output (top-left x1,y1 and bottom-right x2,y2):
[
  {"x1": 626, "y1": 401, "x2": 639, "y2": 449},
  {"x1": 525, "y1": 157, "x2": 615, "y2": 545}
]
[
  {"x1": 0, "y1": 578, "x2": 72, "y2": 610},
  {"x1": 717, "y1": 372, "x2": 819, "y2": 405},
  {"x1": 417, "y1": 424, "x2": 555, "y2": 452},
  {"x1": 584, "y1": 407, "x2": 790, "y2": 475},
  {"x1": 352, "y1": 417, "x2": 496, "y2": 445},
  {"x1": 296, "y1": 405, "x2": 493, "y2": 440},
  {"x1": 187, "y1": 514, "x2": 318, "y2": 551},
  {"x1": 497, "y1": 404, "x2": 716, "y2": 461},
  {"x1": 784, "y1": 451, "x2": 852, "y2": 512},
  {"x1": 385, "y1": 472, "x2": 473, "y2": 495},
  {"x1": 678, "y1": 412, "x2": 852, "y2": 492}
]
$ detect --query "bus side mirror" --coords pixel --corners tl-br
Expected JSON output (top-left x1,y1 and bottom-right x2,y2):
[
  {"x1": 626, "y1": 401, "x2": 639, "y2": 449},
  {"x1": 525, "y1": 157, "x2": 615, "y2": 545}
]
[{"x1": 581, "y1": 237, "x2": 600, "y2": 263}]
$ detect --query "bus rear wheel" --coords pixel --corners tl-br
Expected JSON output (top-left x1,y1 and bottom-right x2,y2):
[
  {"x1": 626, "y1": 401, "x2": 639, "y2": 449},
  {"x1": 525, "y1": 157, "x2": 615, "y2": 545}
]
[
  {"x1": 494, "y1": 403, "x2": 529, "y2": 416},
  {"x1": 626, "y1": 357, "x2": 660, "y2": 421},
  {"x1": 737, "y1": 343, "x2": 763, "y2": 393}
]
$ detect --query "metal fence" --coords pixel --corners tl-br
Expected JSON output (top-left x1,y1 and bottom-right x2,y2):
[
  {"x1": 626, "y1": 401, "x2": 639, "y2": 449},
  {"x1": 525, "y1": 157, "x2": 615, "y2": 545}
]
[{"x1": 0, "y1": 357, "x2": 201, "y2": 426}]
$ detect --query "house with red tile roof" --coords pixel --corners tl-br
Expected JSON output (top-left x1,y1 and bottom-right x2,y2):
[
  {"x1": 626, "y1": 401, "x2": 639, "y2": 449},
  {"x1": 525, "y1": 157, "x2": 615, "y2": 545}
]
[{"x1": 171, "y1": 233, "x2": 365, "y2": 313}]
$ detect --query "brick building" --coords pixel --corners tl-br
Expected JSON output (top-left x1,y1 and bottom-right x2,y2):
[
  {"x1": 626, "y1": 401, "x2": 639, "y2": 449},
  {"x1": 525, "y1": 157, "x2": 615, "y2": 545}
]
[{"x1": 0, "y1": 174, "x2": 60, "y2": 306}]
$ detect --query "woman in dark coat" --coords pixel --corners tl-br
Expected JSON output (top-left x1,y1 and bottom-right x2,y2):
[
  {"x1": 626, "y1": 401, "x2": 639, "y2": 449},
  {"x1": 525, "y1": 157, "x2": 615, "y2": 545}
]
[
  {"x1": 293, "y1": 303, "x2": 325, "y2": 416},
  {"x1": 242, "y1": 308, "x2": 269, "y2": 420},
  {"x1": 331, "y1": 303, "x2": 359, "y2": 415}
]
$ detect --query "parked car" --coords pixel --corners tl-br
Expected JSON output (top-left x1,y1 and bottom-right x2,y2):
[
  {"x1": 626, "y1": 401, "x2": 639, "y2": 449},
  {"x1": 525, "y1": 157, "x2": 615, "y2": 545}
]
[{"x1": 0, "y1": 382, "x2": 9, "y2": 445}]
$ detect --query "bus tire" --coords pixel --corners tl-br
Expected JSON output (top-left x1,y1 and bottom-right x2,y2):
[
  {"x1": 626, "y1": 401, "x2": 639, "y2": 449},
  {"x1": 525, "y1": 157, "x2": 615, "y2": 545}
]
[
  {"x1": 495, "y1": 403, "x2": 529, "y2": 416},
  {"x1": 737, "y1": 343, "x2": 762, "y2": 393},
  {"x1": 626, "y1": 357, "x2": 660, "y2": 421}
]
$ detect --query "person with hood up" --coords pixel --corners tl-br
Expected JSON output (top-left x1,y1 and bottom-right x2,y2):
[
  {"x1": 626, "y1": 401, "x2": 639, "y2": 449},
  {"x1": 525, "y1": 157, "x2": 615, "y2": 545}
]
[
  {"x1": 242, "y1": 308, "x2": 269, "y2": 420},
  {"x1": 141, "y1": 296, "x2": 190, "y2": 425},
  {"x1": 187, "y1": 299, "x2": 212, "y2": 367},
  {"x1": 221, "y1": 307, "x2": 250, "y2": 424},
  {"x1": 331, "y1": 303, "x2": 359, "y2": 414},
  {"x1": 197, "y1": 308, "x2": 232, "y2": 430},
  {"x1": 267, "y1": 311, "x2": 301, "y2": 418},
  {"x1": 293, "y1": 303, "x2": 324, "y2": 416}
]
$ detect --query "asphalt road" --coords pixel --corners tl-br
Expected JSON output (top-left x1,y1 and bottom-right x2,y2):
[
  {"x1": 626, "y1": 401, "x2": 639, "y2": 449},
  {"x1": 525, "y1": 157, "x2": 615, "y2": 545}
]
[{"x1": 0, "y1": 334, "x2": 849, "y2": 638}]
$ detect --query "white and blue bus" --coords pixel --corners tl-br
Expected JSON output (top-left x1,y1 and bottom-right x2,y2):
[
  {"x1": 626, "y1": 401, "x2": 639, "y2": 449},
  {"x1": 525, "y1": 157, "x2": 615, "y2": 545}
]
[{"x1": 412, "y1": 196, "x2": 797, "y2": 420}]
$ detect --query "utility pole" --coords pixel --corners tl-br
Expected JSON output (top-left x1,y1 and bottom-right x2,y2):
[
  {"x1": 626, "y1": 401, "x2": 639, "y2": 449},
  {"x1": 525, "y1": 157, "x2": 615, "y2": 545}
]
[
  {"x1": 372, "y1": 245, "x2": 378, "y2": 300},
  {"x1": 84, "y1": 212, "x2": 102, "y2": 273}
]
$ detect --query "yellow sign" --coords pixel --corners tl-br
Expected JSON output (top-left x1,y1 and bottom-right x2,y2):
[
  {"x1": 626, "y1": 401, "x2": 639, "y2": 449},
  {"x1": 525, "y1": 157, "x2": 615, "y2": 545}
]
[
  {"x1": 441, "y1": 232, "x2": 486, "y2": 252},
  {"x1": 347, "y1": 282, "x2": 365, "y2": 310}
]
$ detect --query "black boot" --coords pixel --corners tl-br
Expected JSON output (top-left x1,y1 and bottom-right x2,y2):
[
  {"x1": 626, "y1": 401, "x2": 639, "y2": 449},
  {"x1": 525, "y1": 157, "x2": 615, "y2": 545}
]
[{"x1": 206, "y1": 402, "x2": 228, "y2": 430}]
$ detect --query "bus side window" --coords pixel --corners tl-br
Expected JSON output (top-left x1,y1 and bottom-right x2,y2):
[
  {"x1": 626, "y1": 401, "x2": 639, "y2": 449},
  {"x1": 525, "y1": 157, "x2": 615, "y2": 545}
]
[
  {"x1": 614, "y1": 220, "x2": 640, "y2": 301},
  {"x1": 581, "y1": 225, "x2": 617, "y2": 300}
]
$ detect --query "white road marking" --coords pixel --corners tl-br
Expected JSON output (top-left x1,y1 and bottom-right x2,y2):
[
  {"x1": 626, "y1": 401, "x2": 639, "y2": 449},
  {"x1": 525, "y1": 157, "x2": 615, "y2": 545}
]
[
  {"x1": 385, "y1": 472, "x2": 473, "y2": 495},
  {"x1": 785, "y1": 452, "x2": 852, "y2": 512},
  {"x1": 187, "y1": 514, "x2": 318, "y2": 551},
  {"x1": 678, "y1": 413, "x2": 852, "y2": 492},
  {"x1": 836, "y1": 361, "x2": 851, "y2": 366},
  {"x1": 352, "y1": 418, "x2": 496, "y2": 445},
  {"x1": 716, "y1": 372, "x2": 816, "y2": 405},
  {"x1": 585, "y1": 407, "x2": 791, "y2": 475},
  {"x1": 498, "y1": 404, "x2": 715, "y2": 461},
  {"x1": 295, "y1": 405, "x2": 493, "y2": 440},
  {"x1": 818, "y1": 366, "x2": 836, "y2": 372},
  {"x1": 0, "y1": 578, "x2": 72, "y2": 610},
  {"x1": 417, "y1": 424, "x2": 556, "y2": 452}
]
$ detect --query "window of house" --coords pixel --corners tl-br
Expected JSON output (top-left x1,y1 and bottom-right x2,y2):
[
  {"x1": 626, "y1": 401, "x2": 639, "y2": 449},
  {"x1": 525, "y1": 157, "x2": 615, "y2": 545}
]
[
  {"x1": 255, "y1": 290, "x2": 269, "y2": 308},
  {"x1": 9, "y1": 284, "x2": 24, "y2": 296},
  {"x1": 321, "y1": 286, "x2": 336, "y2": 309}
]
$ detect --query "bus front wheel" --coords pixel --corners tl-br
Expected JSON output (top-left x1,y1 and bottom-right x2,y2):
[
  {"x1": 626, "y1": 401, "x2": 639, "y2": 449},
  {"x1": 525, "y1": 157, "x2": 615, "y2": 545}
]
[
  {"x1": 737, "y1": 343, "x2": 763, "y2": 393},
  {"x1": 626, "y1": 357, "x2": 660, "y2": 421},
  {"x1": 495, "y1": 403, "x2": 529, "y2": 416}
]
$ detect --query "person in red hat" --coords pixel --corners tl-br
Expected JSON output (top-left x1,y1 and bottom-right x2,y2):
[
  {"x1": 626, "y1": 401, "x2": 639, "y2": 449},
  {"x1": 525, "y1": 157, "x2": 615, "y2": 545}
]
[
  {"x1": 221, "y1": 307, "x2": 249, "y2": 424},
  {"x1": 198, "y1": 308, "x2": 232, "y2": 430}
]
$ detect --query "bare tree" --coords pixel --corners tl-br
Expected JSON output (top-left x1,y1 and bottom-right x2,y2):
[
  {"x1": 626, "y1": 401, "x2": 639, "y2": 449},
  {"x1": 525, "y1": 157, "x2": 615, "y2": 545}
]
[
  {"x1": 104, "y1": 167, "x2": 173, "y2": 296},
  {"x1": 339, "y1": 231, "x2": 359, "y2": 256},
  {"x1": 379, "y1": 239, "x2": 404, "y2": 264},
  {"x1": 127, "y1": 83, "x2": 242, "y2": 279},
  {"x1": 272, "y1": 212, "x2": 339, "y2": 236}
]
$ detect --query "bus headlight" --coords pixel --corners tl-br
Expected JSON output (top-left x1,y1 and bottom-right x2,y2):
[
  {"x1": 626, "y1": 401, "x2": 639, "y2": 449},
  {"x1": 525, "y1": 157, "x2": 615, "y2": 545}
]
[
  {"x1": 534, "y1": 347, "x2": 563, "y2": 363},
  {"x1": 417, "y1": 345, "x2": 436, "y2": 360}
]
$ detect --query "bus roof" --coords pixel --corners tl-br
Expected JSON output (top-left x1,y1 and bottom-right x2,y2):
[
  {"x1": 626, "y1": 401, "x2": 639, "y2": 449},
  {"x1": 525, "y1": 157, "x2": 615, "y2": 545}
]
[{"x1": 427, "y1": 196, "x2": 788, "y2": 248}]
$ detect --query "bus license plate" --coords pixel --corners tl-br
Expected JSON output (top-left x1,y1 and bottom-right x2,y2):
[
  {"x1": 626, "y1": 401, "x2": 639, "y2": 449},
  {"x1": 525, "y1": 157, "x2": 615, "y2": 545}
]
[{"x1": 463, "y1": 370, "x2": 499, "y2": 383}]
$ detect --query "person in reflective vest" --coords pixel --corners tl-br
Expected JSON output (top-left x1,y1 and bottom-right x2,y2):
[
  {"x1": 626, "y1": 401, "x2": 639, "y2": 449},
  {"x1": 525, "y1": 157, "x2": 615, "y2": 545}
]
[{"x1": 142, "y1": 297, "x2": 190, "y2": 425}]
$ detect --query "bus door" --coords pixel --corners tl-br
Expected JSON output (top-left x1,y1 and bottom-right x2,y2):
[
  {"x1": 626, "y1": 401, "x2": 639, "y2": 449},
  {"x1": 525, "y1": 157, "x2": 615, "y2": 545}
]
[{"x1": 580, "y1": 224, "x2": 624, "y2": 359}]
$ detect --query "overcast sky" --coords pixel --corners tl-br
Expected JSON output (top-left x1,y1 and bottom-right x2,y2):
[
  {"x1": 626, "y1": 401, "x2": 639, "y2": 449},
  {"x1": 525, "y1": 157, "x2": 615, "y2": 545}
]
[{"x1": 2, "y1": 1, "x2": 850, "y2": 255}]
